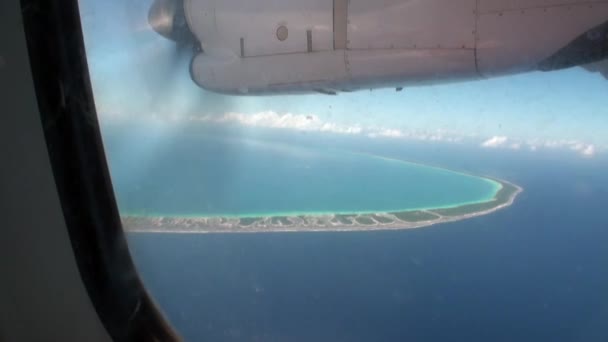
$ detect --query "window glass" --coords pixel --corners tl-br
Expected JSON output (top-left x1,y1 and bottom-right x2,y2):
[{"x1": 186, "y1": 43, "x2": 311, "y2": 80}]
[{"x1": 79, "y1": 0, "x2": 608, "y2": 340}]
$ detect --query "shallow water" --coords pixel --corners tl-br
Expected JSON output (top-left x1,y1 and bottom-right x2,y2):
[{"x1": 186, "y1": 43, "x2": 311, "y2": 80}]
[{"x1": 104, "y1": 125, "x2": 499, "y2": 217}]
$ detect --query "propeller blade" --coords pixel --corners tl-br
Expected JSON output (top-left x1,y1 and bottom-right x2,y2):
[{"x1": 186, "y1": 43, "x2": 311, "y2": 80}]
[{"x1": 148, "y1": 0, "x2": 178, "y2": 41}]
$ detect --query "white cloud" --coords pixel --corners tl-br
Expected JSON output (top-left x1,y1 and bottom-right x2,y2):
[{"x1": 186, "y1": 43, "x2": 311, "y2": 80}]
[
  {"x1": 481, "y1": 136, "x2": 508, "y2": 148},
  {"x1": 481, "y1": 135, "x2": 600, "y2": 158},
  {"x1": 570, "y1": 143, "x2": 596, "y2": 157},
  {"x1": 196, "y1": 111, "x2": 363, "y2": 135},
  {"x1": 582, "y1": 145, "x2": 596, "y2": 157},
  {"x1": 375, "y1": 129, "x2": 404, "y2": 138},
  {"x1": 549, "y1": 140, "x2": 597, "y2": 157},
  {"x1": 187, "y1": 111, "x2": 602, "y2": 158},
  {"x1": 198, "y1": 111, "x2": 460, "y2": 142}
]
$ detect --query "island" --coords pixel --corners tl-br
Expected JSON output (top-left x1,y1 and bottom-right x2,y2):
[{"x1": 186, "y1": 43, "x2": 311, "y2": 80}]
[{"x1": 121, "y1": 177, "x2": 522, "y2": 234}]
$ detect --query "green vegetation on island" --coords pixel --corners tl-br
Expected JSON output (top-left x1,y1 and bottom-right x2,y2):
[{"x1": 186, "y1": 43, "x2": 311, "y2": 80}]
[
  {"x1": 390, "y1": 210, "x2": 439, "y2": 222},
  {"x1": 269, "y1": 216, "x2": 293, "y2": 226},
  {"x1": 371, "y1": 214, "x2": 395, "y2": 224},
  {"x1": 239, "y1": 217, "x2": 258, "y2": 226},
  {"x1": 355, "y1": 216, "x2": 375, "y2": 225},
  {"x1": 121, "y1": 178, "x2": 521, "y2": 234},
  {"x1": 431, "y1": 182, "x2": 518, "y2": 217},
  {"x1": 335, "y1": 214, "x2": 356, "y2": 225}
]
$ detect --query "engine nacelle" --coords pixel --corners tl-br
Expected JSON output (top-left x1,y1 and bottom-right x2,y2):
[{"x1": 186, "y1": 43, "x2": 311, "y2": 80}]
[{"x1": 182, "y1": 0, "x2": 608, "y2": 94}]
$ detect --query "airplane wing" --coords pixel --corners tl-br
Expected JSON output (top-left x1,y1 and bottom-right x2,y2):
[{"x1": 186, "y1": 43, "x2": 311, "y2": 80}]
[{"x1": 583, "y1": 60, "x2": 608, "y2": 80}]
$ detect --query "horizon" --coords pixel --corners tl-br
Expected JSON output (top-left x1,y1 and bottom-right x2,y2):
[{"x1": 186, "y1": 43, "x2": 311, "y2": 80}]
[{"x1": 79, "y1": 0, "x2": 608, "y2": 159}]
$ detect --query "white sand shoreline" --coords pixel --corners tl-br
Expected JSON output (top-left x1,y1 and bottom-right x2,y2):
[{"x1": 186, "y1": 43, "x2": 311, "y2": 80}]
[{"x1": 122, "y1": 178, "x2": 522, "y2": 234}]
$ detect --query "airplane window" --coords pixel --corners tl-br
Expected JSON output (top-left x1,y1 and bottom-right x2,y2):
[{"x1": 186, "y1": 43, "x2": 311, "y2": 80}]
[{"x1": 79, "y1": 0, "x2": 608, "y2": 340}]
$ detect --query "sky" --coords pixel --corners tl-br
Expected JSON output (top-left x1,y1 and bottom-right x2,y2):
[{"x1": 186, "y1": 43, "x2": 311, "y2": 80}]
[{"x1": 79, "y1": 0, "x2": 608, "y2": 158}]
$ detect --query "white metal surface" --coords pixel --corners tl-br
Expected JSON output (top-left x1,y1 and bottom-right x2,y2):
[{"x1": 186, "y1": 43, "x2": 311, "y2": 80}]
[
  {"x1": 346, "y1": 49, "x2": 477, "y2": 84},
  {"x1": 347, "y1": 0, "x2": 477, "y2": 50},
  {"x1": 190, "y1": 48, "x2": 479, "y2": 94},
  {"x1": 476, "y1": 3, "x2": 608, "y2": 76},
  {"x1": 185, "y1": 0, "x2": 334, "y2": 57},
  {"x1": 191, "y1": 50, "x2": 348, "y2": 93},
  {"x1": 479, "y1": 0, "x2": 598, "y2": 13},
  {"x1": 184, "y1": 0, "x2": 608, "y2": 94}
]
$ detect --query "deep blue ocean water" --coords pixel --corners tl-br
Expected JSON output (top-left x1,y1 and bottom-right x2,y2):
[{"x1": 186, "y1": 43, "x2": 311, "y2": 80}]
[{"x1": 122, "y1": 132, "x2": 608, "y2": 342}]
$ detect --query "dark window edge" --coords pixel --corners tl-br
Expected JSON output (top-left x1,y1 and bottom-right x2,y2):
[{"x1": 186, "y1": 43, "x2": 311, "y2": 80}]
[{"x1": 19, "y1": 0, "x2": 180, "y2": 341}]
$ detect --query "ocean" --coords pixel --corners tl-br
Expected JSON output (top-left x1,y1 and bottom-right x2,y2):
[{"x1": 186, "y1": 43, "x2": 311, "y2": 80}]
[
  {"x1": 116, "y1": 130, "x2": 608, "y2": 341},
  {"x1": 79, "y1": 0, "x2": 608, "y2": 339},
  {"x1": 102, "y1": 124, "x2": 499, "y2": 218}
]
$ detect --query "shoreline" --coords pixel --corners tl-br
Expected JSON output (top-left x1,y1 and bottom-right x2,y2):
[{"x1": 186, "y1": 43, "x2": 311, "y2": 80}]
[{"x1": 122, "y1": 178, "x2": 522, "y2": 234}]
